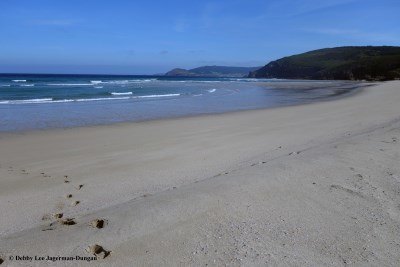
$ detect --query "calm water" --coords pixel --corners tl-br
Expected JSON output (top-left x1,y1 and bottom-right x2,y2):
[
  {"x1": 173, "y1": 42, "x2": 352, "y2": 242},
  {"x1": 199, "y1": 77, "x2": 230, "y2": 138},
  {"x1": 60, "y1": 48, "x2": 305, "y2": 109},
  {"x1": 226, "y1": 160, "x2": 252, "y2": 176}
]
[{"x1": 0, "y1": 74, "x2": 364, "y2": 132}]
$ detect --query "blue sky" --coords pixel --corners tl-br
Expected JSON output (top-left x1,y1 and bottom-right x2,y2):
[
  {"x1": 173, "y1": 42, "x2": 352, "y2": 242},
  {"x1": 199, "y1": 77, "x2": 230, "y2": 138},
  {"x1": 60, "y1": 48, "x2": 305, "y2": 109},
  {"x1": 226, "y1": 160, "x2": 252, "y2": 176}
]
[{"x1": 0, "y1": 0, "x2": 399, "y2": 74}]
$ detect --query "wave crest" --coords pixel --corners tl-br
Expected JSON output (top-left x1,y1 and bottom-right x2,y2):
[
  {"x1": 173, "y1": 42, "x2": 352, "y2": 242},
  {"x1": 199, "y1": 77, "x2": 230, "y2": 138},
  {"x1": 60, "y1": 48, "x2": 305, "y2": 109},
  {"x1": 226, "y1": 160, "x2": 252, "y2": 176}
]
[
  {"x1": 136, "y1": 94, "x2": 180, "y2": 98},
  {"x1": 111, "y1": 92, "x2": 133, "y2": 96}
]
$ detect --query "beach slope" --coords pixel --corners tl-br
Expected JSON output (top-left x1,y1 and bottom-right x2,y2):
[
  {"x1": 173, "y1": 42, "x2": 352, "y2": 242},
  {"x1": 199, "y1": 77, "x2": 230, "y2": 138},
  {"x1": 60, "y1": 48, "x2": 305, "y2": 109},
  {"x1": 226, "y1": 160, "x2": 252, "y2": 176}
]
[{"x1": 1, "y1": 82, "x2": 400, "y2": 266}]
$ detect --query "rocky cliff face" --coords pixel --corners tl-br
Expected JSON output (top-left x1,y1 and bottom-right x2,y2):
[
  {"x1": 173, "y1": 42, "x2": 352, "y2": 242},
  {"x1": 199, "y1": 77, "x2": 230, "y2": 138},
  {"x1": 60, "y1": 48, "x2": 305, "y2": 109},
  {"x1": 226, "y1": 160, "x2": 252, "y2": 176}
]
[{"x1": 249, "y1": 46, "x2": 400, "y2": 81}]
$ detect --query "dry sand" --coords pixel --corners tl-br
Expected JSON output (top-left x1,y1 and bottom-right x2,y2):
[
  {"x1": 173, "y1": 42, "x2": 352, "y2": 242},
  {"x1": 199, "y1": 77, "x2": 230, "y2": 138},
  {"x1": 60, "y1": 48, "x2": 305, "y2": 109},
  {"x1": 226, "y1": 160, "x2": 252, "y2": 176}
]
[{"x1": 0, "y1": 81, "x2": 400, "y2": 266}]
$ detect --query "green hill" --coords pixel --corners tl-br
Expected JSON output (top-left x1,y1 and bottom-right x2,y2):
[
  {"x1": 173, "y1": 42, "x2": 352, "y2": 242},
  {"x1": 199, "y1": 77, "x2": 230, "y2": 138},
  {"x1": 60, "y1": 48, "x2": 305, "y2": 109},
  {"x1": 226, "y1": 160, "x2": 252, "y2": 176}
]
[
  {"x1": 165, "y1": 66, "x2": 261, "y2": 77},
  {"x1": 249, "y1": 46, "x2": 400, "y2": 81}
]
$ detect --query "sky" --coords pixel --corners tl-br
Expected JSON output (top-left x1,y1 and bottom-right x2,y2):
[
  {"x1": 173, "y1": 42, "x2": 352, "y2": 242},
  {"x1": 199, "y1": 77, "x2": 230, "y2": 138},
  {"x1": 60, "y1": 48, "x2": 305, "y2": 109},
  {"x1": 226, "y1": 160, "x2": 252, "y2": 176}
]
[{"x1": 0, "y1": 0, "x2": 399, "y2": 74}]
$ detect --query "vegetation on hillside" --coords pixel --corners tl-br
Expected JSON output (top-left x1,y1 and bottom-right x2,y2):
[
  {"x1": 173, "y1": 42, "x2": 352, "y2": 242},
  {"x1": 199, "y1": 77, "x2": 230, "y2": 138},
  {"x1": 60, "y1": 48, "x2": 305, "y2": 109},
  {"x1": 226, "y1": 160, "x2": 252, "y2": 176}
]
[{"x1": 249, "y1": 46, "x2": 400, "y2": 81}]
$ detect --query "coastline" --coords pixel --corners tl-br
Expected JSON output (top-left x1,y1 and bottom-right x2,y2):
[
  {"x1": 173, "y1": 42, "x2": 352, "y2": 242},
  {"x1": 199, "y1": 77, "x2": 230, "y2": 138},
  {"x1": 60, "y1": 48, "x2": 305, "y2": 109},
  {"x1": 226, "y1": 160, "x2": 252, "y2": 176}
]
[
  {"x1": 0, "y1": 80, "x2": 368, "y2": 135},
  {"x1": 0, "y1": 81, "x2": 400, "y2": 265},
  {"x1": 0, "y1": 78, "x2": 366, "y2": 133}
]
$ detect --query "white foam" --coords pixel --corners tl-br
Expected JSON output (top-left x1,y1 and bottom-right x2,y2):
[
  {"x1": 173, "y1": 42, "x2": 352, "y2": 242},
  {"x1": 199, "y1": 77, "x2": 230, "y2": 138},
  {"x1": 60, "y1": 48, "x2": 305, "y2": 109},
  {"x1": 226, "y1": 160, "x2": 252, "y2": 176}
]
[
  {"x1": 48, "y1": 83, "x2": 94, "y2": 86},
  {"x1": 0, "y1": 84, "x2": 11, "y2": 87},
  {"x1": 92, "y1": 80, "x2": 128, "y2": 85},
  {"x1": 109, "y1": 80, "x2": 129, "y2": 84},
  {"x1": 0, "y1": 98, "x2": 53, "y2": 104},
  {"x1": 19, "y1": 84, "x2": 35, "y2": 87},
  {"x1": 75, "y1": 97, "x2": 130, "y2": 102},
  {"x1": 12, "y1": 80, "x2": 26, "y2": 82},
  {"x1": 0, "y1": 93, "x2": 180, "y2": 105},
  {"x1": 208, "y1": 89, "x2": 216, "y2": 93},
  {"x1": 49, "y1": 99, "x2": 75, "y2": 103},
  {"x1": 0, "y1": 96, "x2": 132, "y2": 104},
  {"x1": 127, "y1": 79, "x2": 156, "y2": 83},
  {"x1": 90, "y1": 80, "x2": 103, "y2": 84},
  {"x1": 136, "y1": 93, "x2": 180, "y2": 98},
  {"x1": 111, "y1": 92, "x2": 133, "y2": 96},
  {"x1": 89, "y1": 79, "x2": 156, "y2": 85}
]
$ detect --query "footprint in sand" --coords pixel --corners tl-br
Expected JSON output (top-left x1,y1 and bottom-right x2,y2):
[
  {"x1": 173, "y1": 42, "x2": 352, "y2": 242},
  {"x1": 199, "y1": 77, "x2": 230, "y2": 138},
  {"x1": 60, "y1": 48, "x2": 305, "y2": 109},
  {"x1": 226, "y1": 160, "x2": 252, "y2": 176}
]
[
  {"x1": 0, "y1": 257, "x2": 4, "y2": 264},
  {"x1": 66, "y1": 194, "x2": 73, "y2": 199},
  {"x1": 76, "y1": 184, "x2": 84, "y2": 190},
  {"x1": 54, "y1": 213, "x2": 63, "y2": 219},
  {"x1": 330, "y1": 184, "x2": 366, "y2": 199},
  {"x1": 71, "y1": 200, "x2": 80, "y2": 206},
  {"x1": 382, "y1": 138, "x2": 397, "y2": 144},
  {"x1": 58, "y1": 218, "x2": 76, "y2": 225},
  {"x1": 87, "y1": 244, "x2": 111, "y2": 259},
  {"x1": 90, "y1": 219, "x2": 106, "y2": 229},
  {"x1": 251, "y1": 161, "x2": 267, "y2": 166}
]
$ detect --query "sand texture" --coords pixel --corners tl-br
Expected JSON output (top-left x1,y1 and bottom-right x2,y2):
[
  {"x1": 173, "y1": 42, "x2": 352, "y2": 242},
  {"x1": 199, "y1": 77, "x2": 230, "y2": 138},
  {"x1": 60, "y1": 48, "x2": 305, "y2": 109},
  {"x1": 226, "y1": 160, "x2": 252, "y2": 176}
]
[{"x1": 0, "y1": 81, "x2": 400, "y2": 266}]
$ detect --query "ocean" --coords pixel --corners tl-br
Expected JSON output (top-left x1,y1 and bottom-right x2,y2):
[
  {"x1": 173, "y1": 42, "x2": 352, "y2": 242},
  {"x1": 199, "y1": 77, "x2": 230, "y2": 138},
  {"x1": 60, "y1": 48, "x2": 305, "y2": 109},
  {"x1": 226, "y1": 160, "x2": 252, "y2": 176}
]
[{"x1": 0, "y1": 74, "x2": 363, "y2": 132}]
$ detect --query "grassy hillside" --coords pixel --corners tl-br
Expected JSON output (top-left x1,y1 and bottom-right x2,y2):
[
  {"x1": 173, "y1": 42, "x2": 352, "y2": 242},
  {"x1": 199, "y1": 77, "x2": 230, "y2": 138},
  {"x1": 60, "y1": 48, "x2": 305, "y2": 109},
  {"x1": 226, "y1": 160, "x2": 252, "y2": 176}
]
[{"x1": 249, "y1": 46, "x2": 400, "y2": 81}]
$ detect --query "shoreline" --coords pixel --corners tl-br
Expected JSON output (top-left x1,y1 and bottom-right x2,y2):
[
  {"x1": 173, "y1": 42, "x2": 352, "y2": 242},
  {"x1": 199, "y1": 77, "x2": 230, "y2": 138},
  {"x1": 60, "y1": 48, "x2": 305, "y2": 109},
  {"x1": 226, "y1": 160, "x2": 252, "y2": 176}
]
[
  {"x1": 0, "y1": 80, "x2": 369, "y2": 135},
  {"x1": 0, "y1": 81, "x2": 399, "y2": 265}
]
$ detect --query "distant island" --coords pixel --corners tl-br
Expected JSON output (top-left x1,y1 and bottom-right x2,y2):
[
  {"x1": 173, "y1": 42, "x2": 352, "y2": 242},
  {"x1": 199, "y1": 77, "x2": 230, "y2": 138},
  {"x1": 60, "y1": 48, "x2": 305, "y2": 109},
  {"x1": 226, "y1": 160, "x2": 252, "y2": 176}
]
[
  {"x1": 249, "y1": 46, "x2": 400, "y2": 81},
  {"x1": 165, "y1": 66, "x2": 261, "y2": 78}
]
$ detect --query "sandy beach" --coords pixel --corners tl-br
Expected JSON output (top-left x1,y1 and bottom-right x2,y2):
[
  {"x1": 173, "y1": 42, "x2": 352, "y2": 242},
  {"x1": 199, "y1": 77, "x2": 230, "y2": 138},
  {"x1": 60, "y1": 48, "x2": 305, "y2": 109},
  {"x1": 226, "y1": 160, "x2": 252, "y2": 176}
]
[{"x1": 1, "y1": 81, "x2": 400, "y2": 266}]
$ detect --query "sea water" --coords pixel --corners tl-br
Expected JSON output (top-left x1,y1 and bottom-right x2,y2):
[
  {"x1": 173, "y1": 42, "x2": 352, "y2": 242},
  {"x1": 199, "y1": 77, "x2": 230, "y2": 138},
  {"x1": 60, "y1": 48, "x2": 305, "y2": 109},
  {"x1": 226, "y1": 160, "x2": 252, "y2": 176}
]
[{"x1": 0, "y1": 74, "x2": 363, "y2": 132}]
